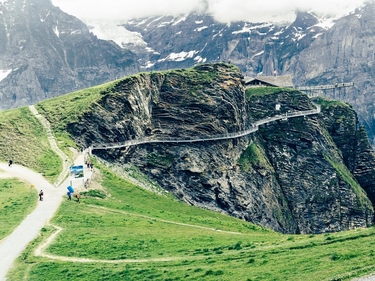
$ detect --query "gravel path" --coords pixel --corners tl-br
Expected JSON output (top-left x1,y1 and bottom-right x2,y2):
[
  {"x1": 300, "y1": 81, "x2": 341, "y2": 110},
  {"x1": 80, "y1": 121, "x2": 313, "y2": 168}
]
[
  {"x1": 0, "y1": 163, "x2": 66, "y2": 280},
  {"x1": 0, "y1": 105, "x2": 86, "y2": 281},
  {"x1": 0, "y1": 157, "x2": 88, "y2": 281},
  {"x1": 352, "y1": 275, "x2": 375, "y2": 281}
]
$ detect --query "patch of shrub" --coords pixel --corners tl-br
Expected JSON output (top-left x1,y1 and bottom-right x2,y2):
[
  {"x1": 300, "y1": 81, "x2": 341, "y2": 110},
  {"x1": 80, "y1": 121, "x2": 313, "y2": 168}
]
[
  {"x1": 80, "y1": 189, "x2": 106, "y2": 199},
  {"x1": 331, "y1": 253, "x2": 340, "y2": 261},
  {"x1": 204, "y1": 269, "x2": 224, "y2": 276}
]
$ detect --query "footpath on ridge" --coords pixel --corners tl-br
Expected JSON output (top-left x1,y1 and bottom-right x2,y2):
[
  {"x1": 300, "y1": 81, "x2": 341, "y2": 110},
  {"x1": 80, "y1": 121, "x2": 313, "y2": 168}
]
[{"x1": 0, "y1": 106, "x2": 89, "y2": 281}]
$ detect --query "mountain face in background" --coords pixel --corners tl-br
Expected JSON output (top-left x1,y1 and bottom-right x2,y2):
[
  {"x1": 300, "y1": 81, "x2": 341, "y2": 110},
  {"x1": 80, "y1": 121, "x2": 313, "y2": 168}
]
[
  {"x1": 0, "y1": 0, "x2": 139, "y2": 110},
  {"x1": 3, "y1": 0, "x2": 375, "y2": 147},
  {"x1": 120, "y1": 3, "x2": 375, "y2": 145},
  {"x1": 122, "y1": 11, "x2": 326, "y2": 76}
]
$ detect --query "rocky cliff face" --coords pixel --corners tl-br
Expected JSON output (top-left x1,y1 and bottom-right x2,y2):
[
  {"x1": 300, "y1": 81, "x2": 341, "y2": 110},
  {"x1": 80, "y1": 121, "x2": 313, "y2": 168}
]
[
  {"x1": 0, "y1": 0, "x2": 139, "y2": 110},
  {"x1": 64, "y1": 63, "x2": 375, "y2": 234}
]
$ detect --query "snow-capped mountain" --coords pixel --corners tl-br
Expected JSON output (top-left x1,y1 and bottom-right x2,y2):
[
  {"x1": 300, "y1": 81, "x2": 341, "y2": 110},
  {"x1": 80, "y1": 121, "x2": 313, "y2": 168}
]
[
  {"x1": 109, "y1": 4, "x2": 375, "y2": 143},
  {"x1": 2, "y1": 0, "x2": 375, "y2": 144},
  {"x1": 119, "y1": 12, "x2": 325, "y2": 75},
  {"x1": 83, "y1": 11, "x2": 332, "y2": 77}
]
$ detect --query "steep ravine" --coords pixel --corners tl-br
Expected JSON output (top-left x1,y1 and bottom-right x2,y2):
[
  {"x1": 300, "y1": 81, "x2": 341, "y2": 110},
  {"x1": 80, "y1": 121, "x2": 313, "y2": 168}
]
[{"x1": 64, "y1": 63, "x2": 375, "y2": 234}]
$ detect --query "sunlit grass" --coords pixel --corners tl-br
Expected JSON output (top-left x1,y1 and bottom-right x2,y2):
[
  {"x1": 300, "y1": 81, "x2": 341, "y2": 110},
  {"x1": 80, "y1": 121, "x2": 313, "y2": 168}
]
[
  {"x1": 0, "y1": 178, "x2": 37, "y2": 240},
  {"x1": 8, "y1": 163, "x2": 375, "y2": 281},
  {"x1": 0, "y1": 107, "x2": 61, "y2": 183}
]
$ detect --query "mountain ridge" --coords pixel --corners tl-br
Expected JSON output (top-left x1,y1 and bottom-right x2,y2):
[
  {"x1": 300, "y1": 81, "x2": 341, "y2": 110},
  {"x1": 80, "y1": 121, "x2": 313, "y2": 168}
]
[{"x1": 0, "y1": 0, "x2": 139, "y2": 110}]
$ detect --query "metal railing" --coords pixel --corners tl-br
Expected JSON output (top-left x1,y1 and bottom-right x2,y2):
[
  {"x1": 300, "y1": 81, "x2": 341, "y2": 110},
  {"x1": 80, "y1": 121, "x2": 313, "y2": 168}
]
[
  {"x1": 296, "y1": 82, "x2": 354, "y2": 91},
  {"x1": 91, "y1": 104, "x2": 321, "y2": 151}
]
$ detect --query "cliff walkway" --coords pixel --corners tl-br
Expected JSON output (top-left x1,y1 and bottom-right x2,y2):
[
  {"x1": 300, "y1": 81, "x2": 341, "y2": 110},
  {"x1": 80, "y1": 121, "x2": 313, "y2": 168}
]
[
  {"x1": 91, "y1": 104, "x2": 321, "y2": 151},
  {"x1": 296, "y1": 82, "x2": 354, "y2": 98}
]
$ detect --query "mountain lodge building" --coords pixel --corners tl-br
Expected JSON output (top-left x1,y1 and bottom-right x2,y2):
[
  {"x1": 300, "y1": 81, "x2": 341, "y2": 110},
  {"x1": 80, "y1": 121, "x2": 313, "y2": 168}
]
[{"x1": 244, "y1": 75, "x2": 294, "y2": 89}]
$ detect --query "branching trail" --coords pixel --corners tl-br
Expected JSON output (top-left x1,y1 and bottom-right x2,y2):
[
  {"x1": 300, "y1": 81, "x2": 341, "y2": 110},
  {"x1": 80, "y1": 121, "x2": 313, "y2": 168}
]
[
  {"x1": 87, "y1": 204, "x2": 242, "y2": 235},
  {"x1": 33, "y1": 203, "x2": 242, "y2": 264},
  {"x1": 35, "y1": 225, "x2": 189, "y2": 264},
  {"x1": 0, "y1": 106, "x2": 84, "y2": 281},
  {"x1": 28, "y1": 105, "x2": 72, "y2": 187}
]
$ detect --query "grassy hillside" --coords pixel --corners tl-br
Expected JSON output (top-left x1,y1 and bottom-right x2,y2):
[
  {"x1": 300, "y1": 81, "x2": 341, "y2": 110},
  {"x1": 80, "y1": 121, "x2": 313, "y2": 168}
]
[
  {"x1": 35, "y1": 81, "x2": 118, "y2": 158},
  {"x1": 0, "y1": 107, "x2": 61, "y2": 183},
  {"x1": 0, "y1": 178, "x2": 37, "y2": 240},
  {"x1": 7, "y1": 161, "x2": 375, "y2": 281},
  {"x1": 3, "y1": 69, "x2": 375, "y2": 280}
]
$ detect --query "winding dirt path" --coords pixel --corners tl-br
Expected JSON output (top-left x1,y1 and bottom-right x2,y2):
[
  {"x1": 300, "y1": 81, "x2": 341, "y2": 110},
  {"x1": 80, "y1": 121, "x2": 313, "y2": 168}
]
[
  {"x1": 28, "y1": 105, "x2": 72, "y2": 187},
  {"x1": 87, "y1": 204, "x2": 242, "y2": 234},
  {"x1": 0, "y1": 163, "x2": 66, "y2": 281},
  {"x1": 0, "y1": 106, "x2": 83, "y2": 281},
  {"x1": 34, "y1": 225, "x2": 186, "y2": 264},
  {"x1": 32, "y1": 203, "x2": 241, "y2": 264}
]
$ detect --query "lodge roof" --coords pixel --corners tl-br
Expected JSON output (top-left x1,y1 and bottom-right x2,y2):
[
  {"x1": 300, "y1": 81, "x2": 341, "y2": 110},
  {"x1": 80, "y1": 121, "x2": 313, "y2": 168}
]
[{"x1": 244, "y1": 75, "x2": 294, "y2": 88}]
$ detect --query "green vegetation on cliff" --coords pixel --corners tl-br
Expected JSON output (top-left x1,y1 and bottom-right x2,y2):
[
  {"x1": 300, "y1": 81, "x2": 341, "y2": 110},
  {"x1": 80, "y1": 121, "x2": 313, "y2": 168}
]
[
  {"x1": 238, "y1": 142, "x2": 272, "y2": 171},
  {"x1": 324, "y1": 154, "x2": 372, "y2": 209},
  {"x1": 245, "y1": 86, "x2": 295, "y2": 99}
]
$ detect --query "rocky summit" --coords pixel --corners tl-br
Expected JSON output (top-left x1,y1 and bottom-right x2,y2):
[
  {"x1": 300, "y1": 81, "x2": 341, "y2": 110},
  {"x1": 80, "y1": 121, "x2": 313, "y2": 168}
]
[{"x1": 64, "y1": 63, "x2": 375, "y2": 234}]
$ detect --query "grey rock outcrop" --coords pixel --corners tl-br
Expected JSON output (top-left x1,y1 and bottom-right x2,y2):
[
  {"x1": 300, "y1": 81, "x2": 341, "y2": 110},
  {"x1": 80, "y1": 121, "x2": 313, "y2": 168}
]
[{"x1": 58, "y1": 63, "x2": 375, "y2": 234}]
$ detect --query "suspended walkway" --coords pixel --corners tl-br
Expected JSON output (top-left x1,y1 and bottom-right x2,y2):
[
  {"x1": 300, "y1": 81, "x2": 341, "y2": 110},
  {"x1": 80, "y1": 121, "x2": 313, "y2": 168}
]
[
  {"x1": 296, "y1": 82, "x2": 354, "y2": 98},
  {"x1": 90, "y1": 104, "x2": 321, "y2": 151}
]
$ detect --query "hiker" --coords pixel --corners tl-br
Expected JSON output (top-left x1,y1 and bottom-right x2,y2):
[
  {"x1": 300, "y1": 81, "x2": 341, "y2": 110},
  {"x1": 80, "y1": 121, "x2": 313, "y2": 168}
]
[
  {"x1": 90, "y1": 163, "x2": 94, "y2": 171},
  {"x1": 8, "y1": 159, "x2": 12, "y2": 167},
  {"x1": 75, "y1": 193, "x2": 80, "y2": 203},
  {"x1": 39, "y1": 190, "x2": 43, "y2": 201},
  {"x1": 67, "y1": 191, "x2": 71, "y2": 201}
]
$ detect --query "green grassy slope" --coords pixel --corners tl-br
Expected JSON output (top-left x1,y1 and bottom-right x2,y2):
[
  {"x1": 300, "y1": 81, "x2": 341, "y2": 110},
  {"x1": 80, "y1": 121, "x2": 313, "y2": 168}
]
[
  {"x1": 7, "y1": 162, "x2": 375, "y2": 281},
  {"x1": 0, "y1": 178, "x2": 37, "y2": 240},
  {"x1": 0, "y1": 107, "x2": 61, "y2": 183},
  {"x1": 35, "y1": 81, "x2": 118, "y2": 159}
]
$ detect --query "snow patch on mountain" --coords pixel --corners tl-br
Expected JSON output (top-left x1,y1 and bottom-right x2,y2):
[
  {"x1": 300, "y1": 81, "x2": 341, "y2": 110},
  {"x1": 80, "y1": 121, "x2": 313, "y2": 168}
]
[
  {"x1": 85, "y1": 20, "x2": 146, "y2": 48},
  {"x1": 172, "y1": 15, "x2": 188, "y2": 26},
  {"x1": 53, "y1": 26, "x2": 59, "y2": 37},
  {"x1": 0, "y1": 69, "x2": 11, "y2": 82},
  {"x1": 315, "y1": 18, "x2": 336, "y2": 29},
  {"x1": 194, "y1": 56, "x2": 207, "y2": 63},
  {"x1": 158, "y1": 51, "x2": 198, "y2": 62},
  {"x1": 195, "y1": 26, "x2": 208, "y2": 32},
  {"x1": 232, "y1": 23, "x2": 274, "y2": 35}
]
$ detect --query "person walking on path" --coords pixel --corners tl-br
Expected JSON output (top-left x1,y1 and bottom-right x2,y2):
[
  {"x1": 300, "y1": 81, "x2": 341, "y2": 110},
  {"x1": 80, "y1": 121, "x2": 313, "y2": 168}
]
[
  {"x1": 75, "y1": 193, "x2": 80, "y2": 203},
  {"x1": 8, "y1": 159, "x2": 12, "y2": 167},
  {"x1": 39, "y1": 190, "x2": 43, "y2": 201},
  {"x1": 67, "y1": 191, "x2": 71, "y2": 201}
]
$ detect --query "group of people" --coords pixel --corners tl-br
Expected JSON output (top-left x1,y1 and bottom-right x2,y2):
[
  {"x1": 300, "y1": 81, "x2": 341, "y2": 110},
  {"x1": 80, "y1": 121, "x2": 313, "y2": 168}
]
[
  {"x1": 86, "y1": 161, "x2": 94, "y2": 171},
  {"x1": 67, "y1": 191, "x2": 80, "y2": 203},
  {"x1": 38, "y1": 190, "x2": 81, "y2": 203}
]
